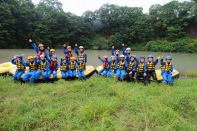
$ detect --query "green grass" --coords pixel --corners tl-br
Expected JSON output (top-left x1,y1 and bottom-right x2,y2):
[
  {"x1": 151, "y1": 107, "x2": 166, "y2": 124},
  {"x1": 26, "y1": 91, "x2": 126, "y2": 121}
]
[{"x1": 0, "y1": 76, "x2": 197, "y2": 130}]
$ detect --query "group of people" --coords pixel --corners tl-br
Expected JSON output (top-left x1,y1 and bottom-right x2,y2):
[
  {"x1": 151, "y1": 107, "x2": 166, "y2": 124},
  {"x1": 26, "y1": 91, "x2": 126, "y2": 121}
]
[
  {"x1": 11, "y1": 40, "x2": 174, "y2": 85},
  {"x1": 11, "y1": 39, "x2": 87, "y2": 83},
  {"x1": 98, "y1": 44, "x2": 174, "y2": 85}
]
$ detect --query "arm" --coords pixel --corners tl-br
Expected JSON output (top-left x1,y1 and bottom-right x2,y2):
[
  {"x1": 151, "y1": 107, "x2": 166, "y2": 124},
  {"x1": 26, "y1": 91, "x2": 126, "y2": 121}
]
[
  {"x1": 31, "y1": 42, "x2": 39, "y2": 53},
  {"x1": 154, "y1": 59, "x2": 159, "y2": 65},
  {"x1": 111, "y1": 48, "x2": 115, "y2": 56},
  {"x1": 122, "y1": 47, "x2": 126, "y2": 56},
  {"x1": 85, "y1": 54, "x2": 87, "y2": 63},
  {"x1": 144, "y1": 64, "x2": 148, "y2": 73},
  {"x1": 135, "y1": 58, "x2": 139, "y2": 65},
  {"x1": 160, "y1": 59, "x2": 165, "y2": 65},
  {"x1": 63, "y1": 48, "x2": 68, "y2": 55},
  {"x1": 46, "y1": 57, "x2": 51, "y2": 63},
  {"x1": 11, "y1": 59, "x2": 16, "y2": 64},
  {"x1": 74, "y1": 47, "x2": 79, "y2": 55},
  {"x1": 98, "y1": 57, "x2": 104, "y2": 63}
]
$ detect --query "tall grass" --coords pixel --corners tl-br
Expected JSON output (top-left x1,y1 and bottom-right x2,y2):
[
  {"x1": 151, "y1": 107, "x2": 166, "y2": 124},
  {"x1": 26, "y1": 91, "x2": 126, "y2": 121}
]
[{"x1": 0, "y1": 76, "x2": 197, "y2": 130}]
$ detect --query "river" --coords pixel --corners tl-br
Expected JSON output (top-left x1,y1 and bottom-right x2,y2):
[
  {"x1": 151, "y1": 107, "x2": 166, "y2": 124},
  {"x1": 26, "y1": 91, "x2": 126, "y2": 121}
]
[{"x1": 0, "y1": 49, "x2": 197, "y2": 73}]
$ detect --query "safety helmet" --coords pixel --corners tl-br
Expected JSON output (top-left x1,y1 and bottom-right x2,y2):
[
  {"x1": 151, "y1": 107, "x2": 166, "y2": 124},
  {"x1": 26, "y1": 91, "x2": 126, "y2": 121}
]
[
  {"x1": 111, "y1": 55, "x2": 115, "y2": 58},
  {"x1": 38, "y1": 43, "x2": 44, "y2": 47},
  {"x1": 147, "y1": 54, "x2": 154, "y2": 58},
  {"x1": 52, "y1": 56, "x2": 58, "y2": 59},
  {"x1": 79, "y1": 46, "x2": 84, "y2": 49},
  {"x1": 120, "y1": 55, "x2": 125, "y2": 58},
  {"x1": 165, "y1": 56, "x2": 172, "y2": 60},
  {"x1": 67, "y1": 45, "x2": 71, "y2": 49},
  {"x1": 103, "y1": 56, "x2": 108, "y2": 59},
  {"x1": 115, "y1": 49, "x2": 120, "y2": 52},
  {"x1": 40, "y1": 54, "x2": 45, "y2": 58},
  {"x1": 79, "y1": 58, "x2": 85, "y2": 61},
  {"x1": 140, "y1": 56, "x2": 145, "y2": 59},
  {"x1": 27, "y1": 56, "x2": 34, "y2": 60},
  {"x1": 70, "y1": 57, "x2": 75, "y2": 60},
  {"x1": 15, "y1": 54, "x2": 21, "y2": 58},
  {"x1": 126, "y1": 48, "x2": 131, "y2": 51},
  {"x1": 50, "y1": 49, "x2": 55, "y2": 52}
]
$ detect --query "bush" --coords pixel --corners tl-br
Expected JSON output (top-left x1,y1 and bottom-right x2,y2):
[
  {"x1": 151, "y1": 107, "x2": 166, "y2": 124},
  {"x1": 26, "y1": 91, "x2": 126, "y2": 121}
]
[{"x1": 145, "y1": 38, "x2": 197, "y2": 53}]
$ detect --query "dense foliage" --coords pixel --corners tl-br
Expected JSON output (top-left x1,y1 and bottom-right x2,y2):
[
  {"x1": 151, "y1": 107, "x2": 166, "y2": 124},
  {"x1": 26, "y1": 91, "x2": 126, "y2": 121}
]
[{"x1": 0, "y1": 0, "x2": 197, "y2": 52}]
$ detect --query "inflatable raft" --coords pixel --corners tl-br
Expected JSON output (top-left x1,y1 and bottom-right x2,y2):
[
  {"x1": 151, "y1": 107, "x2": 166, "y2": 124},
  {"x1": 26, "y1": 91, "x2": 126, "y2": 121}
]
[
  {"x1": 0, "y1": 62, "x2": 96, "y2": 79},
  {"x1": 96, "y1": 66, "x2": 179, "y2": 81}
]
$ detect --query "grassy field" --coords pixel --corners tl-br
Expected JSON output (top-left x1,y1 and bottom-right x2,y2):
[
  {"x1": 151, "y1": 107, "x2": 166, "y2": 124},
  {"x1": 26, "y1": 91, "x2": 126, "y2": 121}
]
[{"x1": 0, "y1": 76, "x2": 197, "y2": 130}]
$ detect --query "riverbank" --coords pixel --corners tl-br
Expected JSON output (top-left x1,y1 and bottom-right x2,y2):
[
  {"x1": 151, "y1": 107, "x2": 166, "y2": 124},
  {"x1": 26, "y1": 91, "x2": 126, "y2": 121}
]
[{"x1": 0, "y1": 76, "x2": 196, "y2": 130}]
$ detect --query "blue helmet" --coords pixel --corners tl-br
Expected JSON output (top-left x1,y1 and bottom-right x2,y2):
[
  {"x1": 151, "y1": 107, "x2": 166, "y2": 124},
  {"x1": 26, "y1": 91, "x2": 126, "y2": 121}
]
[
  {"x1": 147, "y1": 54, "x2": 154, "y2": 58},
  {"x1": 165, "y1": 56, "x2": 172, "y2": 60},
  {"x1": 79, "y1": 58, "x2": 85, "y2": 61},
  {"x1": 140, "y1": 56, "x2": 145, "y2": 59},
  {"x1": 52, "y1": 56, "x2": 58, "y2": 59}
]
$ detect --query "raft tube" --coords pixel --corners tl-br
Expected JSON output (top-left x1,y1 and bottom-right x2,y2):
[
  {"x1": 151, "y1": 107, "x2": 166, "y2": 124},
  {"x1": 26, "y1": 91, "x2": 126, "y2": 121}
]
[{"x1": 96, "y1": 65, "x2": 180, "y2": 81}]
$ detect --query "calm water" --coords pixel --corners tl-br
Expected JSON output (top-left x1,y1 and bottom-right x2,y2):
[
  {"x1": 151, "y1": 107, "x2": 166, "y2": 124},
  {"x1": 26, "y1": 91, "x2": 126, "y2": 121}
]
[{"x1": 0, "y1": 49, "x2": 197, "y2": 72}]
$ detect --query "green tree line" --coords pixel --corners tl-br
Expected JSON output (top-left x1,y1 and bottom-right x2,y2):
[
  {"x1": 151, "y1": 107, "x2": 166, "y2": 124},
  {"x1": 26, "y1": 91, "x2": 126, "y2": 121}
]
[{"x1": 0, "y1": 0, "x2": 197, "y2": 52}]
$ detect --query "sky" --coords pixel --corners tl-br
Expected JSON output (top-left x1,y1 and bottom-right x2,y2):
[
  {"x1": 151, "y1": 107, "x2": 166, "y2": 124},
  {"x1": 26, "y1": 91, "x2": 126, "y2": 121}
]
[{"x1": 32, "y1": 0, "x2": 189, "y2": 16}]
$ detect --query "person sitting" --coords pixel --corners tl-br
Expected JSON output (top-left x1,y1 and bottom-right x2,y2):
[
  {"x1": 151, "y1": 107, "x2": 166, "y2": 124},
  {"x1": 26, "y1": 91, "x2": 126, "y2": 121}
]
[
  {"x1": 68, "y1": 57, "x2": 77, "y2": 80},
  {"x1": 107, "y1": 56, "x2": 117, "y2": 77},
  {"x1": 11, "y1": 55, "x2": 26, "y2": 80},
  {"x1": 77, "y1": 58, "x2": 86, "y2": 80},
  {"x1": 34, "y1": 55, "x2": 49, "y2": 82},
  {"x1": 146, "y1": 55, "x2": 160, "y2": 82},
  {"x1": 47, "y1": 56, "x2": 59, "y2": 80},
  {"x1": 29, "y1": 39, "x2": 47, "y2": 58},
  {"x1": 60, "y1": 58, "x2": 69, "y2": 79},
  {"x1": 63, "y1": 44, "x2": 73, "y2": 61},
  {"x1": 161, "y1": 56, "x2": 174, "y2": 85},
  {"x1": 122, "y1": 44, "x2": 132, "y2": 63},
  {"x1": 22, "y1": 56, "x2": 37, "y2": 82},
  {"x1": 47, "y1": 46, "x2": 56, "y2": 59},
  {"x1": 136, "y1": 56, "x2": 148, "y2": 85},
  {"x1": 97, "y1": 56, "x2": 109, "y2": 77},
  {"x1": 116, "y1": 55, "x2": 126, "y2": 81},
  {"x1": 74, "y1": 44, "x2": 87, "y2": 63},
  {"x1": 126, "y1": 55, "x2": 138, "y2": 81}
]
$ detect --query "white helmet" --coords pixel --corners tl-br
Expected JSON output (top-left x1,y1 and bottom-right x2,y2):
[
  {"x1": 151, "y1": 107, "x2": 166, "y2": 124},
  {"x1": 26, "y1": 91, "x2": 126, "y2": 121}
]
[
  {"x1": 120, "y1": 55, "x2": 125, "y2": 58},
  {"x1": 111, "y1": 55, "x2": 115, "y2": 58},
  {"x1": 40, "y1": 54, "x2": 45, "y2": 58},
  {"x1": 79, "y1": 46, "x2": 84, "y2": 49},
  {"x1": 126, "y1": 48, "x2": 131, "y2": 51}
]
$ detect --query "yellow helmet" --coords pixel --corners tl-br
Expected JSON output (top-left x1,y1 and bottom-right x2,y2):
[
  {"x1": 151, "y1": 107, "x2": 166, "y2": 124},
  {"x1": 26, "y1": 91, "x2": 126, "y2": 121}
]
[
  {"x1": 70, "y1": 57, "x2": 75, "y2": 60},
  {"x1": 27, "y1": 56, "x2": 34, "y2": 60},
  {"x1": 50, "y1": 49, "x2": 55, "y2": 52}
]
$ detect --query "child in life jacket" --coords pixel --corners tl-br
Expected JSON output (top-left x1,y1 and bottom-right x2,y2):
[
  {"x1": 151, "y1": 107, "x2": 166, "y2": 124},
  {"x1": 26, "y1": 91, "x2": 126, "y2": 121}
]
[
  {"x1": 98, "y1": 56, "x2": 109, "y2": 77},
  {"x1": 63, "y1": 44, "x2": 73, "y2": 61},
  {"x1": 47, "y1": 56, "x2": 59, "y2": 80},
  {"x1": 116, "y1": 55, "x2": 126, "y2": 81},
  {"x1": 146, "y1": 55, "x2": 160, "y2": 82},
  {"x1": 107, "y1": 56, "x2": 117, "y2": 77},
  {"x1": 77, "y1": 58, "x2": 86, "y2": 80},
  {"x1": 126, "y1": 55, "x2": 138, "y2": 81},
  {"x1": 136, "y1": 56, "x2": 148, "y2": 85},
  {"x1": 160, "y1": 56, "x2": 174, "y2": 85},
  {"x1": 29, "y1": 39, "x2": 47, "y2": 58},
  {"x1": 11, "y1": 55, "x2": 26, "y2": 80},
  {"x1": 22, "y1": 56, "x2": 37, "y2": 82},
  {"x1": 34, "y1": 54, "x2": 49, "y2": 82},
  {"x1": 60, "y1": 58, "x2": 69, "y2": 79},
  {"x1": 74, "y1": 44, "x2": 87, "y2": 63},
  {"x1": 122, "y1": 44, "x2": 132, "y2": 63},
  {"x1": 68, "y1": 57, "x2": 77, "y2": 79},
  {"x1": 47, "y1": 46, "x2": 56, "y2": 59}
]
